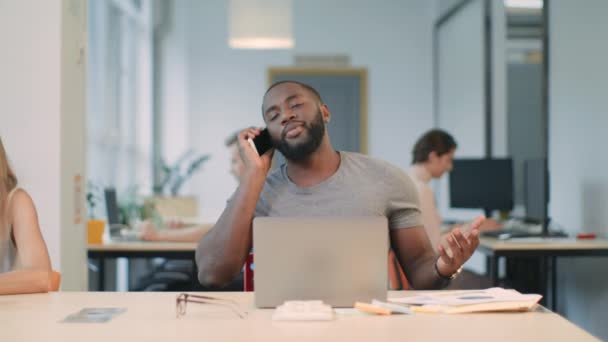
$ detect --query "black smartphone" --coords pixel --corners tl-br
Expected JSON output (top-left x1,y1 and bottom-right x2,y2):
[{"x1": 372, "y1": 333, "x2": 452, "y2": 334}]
[{"x1": 248, "y1": 128, "x2": 273, "y2": 155}]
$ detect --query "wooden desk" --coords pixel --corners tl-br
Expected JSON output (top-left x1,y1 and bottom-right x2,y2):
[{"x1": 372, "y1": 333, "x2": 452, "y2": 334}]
[
  {"x1": 479, "y1": 237, "x2": 608, "y2": 255},
  {"x1": 87, "y1": 241, "x2": 197, "y2": 291},
  {"x1": 478, "y1": 237, "x2": 608, "y2": 311},
  {"x1": 0, "y1": 291, "x2": 598, "y2": 341}
]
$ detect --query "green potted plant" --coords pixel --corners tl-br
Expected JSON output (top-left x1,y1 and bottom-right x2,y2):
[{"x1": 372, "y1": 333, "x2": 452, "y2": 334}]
[
  {"x1": 117, "y1": 185, "x2": 163, "y2": 228},
  {"x1": 154, "y1": 150, "x2": 211, "y2": 196},
  {"x1": 151, "y1": 150, "x2": 211, "y2": 219}
]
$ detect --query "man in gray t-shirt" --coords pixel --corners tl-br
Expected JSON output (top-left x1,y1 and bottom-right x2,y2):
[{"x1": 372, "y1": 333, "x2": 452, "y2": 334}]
[
  {"x1": 196, "y1": 81, "x2": 484, "y2": 289},
  {"x1": 255, "y1": 151, "x2": 422, "y2": 230}
]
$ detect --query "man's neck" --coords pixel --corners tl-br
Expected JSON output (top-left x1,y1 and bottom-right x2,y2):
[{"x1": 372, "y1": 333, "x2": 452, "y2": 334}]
[
  {"x1": 411, "y1": 163, "x2": 434, "y2": 183},
  {"x1": 285, "y1": 140, "x2": 340, "y2": 188}
]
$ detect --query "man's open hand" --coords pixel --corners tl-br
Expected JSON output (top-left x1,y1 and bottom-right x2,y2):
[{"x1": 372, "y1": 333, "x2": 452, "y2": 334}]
[{"x1": 436, "y1": 215, "x2": 485, "y2": 277}]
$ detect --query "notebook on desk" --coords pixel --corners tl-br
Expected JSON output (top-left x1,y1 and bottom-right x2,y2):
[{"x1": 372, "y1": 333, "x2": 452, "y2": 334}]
[
  {"x1": 253, "y1": 217, "x2": 389, "y2": 308},
  {"x1": 390, "y1": 288, "x2": 542, "y2": 314}
]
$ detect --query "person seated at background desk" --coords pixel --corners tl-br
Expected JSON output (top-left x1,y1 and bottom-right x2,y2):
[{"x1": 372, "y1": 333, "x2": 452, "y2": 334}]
[
  {"x1": 0, "y1": 137, "x2": 52, "y2": 295},
  {"x1": 196, "y1": 80, "x2": 485, "y2": 289},
  {"x1": 408, "y1": 130, "x2": 499, "y2": 289},
  {"x1": 408, "y1": 129, "x2": 500, "y2": 252},
  {"x1": 138, "y1": 132, "x2": 245, "y2": 242}
]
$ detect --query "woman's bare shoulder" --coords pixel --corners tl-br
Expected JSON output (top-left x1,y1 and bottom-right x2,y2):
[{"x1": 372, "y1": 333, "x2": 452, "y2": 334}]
[{"x1": 8, "y1": 188, "x2": 37, "y2": 219}]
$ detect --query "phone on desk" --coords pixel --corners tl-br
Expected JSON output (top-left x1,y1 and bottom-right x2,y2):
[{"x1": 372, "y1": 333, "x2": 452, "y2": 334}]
[{"x1": 247, "y1": 128, "x2": 273, "y2": 156}]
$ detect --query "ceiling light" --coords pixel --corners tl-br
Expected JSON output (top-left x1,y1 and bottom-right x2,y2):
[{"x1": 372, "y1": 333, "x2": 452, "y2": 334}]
[
  {"x1": 504, "y1": 0, "x2": 543, "y2": 9},
  {"x1": 229, "y1": 0, "x2": 294, "y2": 49}
]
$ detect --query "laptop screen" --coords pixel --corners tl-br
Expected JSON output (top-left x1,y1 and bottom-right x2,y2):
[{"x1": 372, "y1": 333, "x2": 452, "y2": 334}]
[{"x1": 104, "y1": 188, "x2": 120, "y2": 225}]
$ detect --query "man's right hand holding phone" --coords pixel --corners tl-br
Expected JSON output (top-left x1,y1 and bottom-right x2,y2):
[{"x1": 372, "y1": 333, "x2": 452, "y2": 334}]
[{"x1": 238, "y1": 127, "x2": 274, "y2": 182}]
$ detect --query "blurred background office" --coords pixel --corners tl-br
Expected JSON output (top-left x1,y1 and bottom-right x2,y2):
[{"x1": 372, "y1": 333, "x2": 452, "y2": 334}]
[{"x1": 1, "y1": 0, "x2": 607, "y2": 339}]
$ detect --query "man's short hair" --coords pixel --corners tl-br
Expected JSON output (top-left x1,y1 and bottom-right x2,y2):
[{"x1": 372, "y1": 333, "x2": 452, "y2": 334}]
[
  {"x1": 264, "y1": 80, "x2": 324, "y2": 105},
  {"x1": 412, "y1": 129, "x2": 457, "y2": 164}
]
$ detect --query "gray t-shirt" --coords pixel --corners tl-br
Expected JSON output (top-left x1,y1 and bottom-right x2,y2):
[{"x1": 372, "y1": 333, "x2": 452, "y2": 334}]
[{"x1": 254, "y1": 151, "x2": 422, "y2": 229}]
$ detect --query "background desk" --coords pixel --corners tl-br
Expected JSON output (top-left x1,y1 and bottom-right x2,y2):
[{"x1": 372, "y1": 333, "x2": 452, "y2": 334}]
[
  {"x1": 477, "y1": 237, "x2": 608, "y2": 311},
  {"x1": 87, "y1": 241, "x2": 197, "y2": 291},
  {"x1": 0, "y1": 291, "x2": 599, "y2": 342}
]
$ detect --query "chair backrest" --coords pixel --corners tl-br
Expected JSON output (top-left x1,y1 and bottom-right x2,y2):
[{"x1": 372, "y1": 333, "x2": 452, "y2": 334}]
[
  {"x1": 50, "y1": 270, "x2": 61, "y2": 291},
  {"x1": 388, "y1": 250, "x2": 409, "y2": 290},
  {"x1": 244, "y1": 253, "x2": 254, "y2": 292}
]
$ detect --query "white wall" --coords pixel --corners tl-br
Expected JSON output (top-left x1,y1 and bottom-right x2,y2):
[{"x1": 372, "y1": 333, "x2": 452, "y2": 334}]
[
  {"x1": 437, "y1": 0, "x2": 485, "y2": 158},
  {"x1": 0, "y1": 1, "x2": 60, "y2": 267},
  {"x1": 435, "y1": 0, "x2": 507, "y2": 218},
  {"x1": 435, "y1": 0, "x2": 487, "y2": 227},
  {"x1": 178, "y1": 0, "x2": 435, "y2": 221},
  {"x1": 550, "y1": 1, "x2": 608, "y2": 340},
  {"x1": 158, "y1": 0, "x2": 190, "y2": 168},
  {"x1": 0, "y1": 0, "x2": 87, "y2": 290}
]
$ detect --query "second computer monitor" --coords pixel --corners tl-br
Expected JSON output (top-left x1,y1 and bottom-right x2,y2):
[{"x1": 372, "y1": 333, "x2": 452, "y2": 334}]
[
  {"x1": 449, "y1": 158, "x2": 514, "y2": 217},
  {"x1": 524, "y1": 158, "x2": 548, "y2": 224}
]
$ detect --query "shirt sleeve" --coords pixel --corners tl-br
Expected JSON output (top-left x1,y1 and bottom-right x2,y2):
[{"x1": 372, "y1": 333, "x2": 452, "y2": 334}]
[
  {"x1": 384, "y1": 166, "x2": 423, "y2": 230},
  {"x1": 253, "y1": 185, "x2": 269, "y2": 217}
]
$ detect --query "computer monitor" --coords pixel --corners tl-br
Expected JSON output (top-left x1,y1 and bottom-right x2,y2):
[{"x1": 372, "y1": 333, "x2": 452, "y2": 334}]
[
  {"x1": 523, "y1": 158, "x2": 568, "y2": 237},
  {"x1": 104, "y1": 188, "x2": 120, "y2": 225},
  {"x1": 524, "y1": 158, "x2": 548, "y2": 224},
  {"x1": 449, "y1": 158, "x2": 514, "y2": 217},
  {"x1": 485, "y1": 158, "x2": 565, "y2": 238}
]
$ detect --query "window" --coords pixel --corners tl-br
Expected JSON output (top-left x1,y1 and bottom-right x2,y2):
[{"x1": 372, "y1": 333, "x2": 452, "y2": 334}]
[{"x1": 87, "y1": 0, "x2": 153, "y2": 217}]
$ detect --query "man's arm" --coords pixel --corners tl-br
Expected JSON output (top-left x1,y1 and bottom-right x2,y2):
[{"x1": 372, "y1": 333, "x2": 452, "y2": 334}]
[
  {"x1": 390, "y1": 226, "x2": 446, "y2": 289},
  {"x1": 391, "y1": 221, "x2": 482, "y2": 289},
  {"x1": 195, "y1": 176, "x2": 264, "y2": 287},
  {"x1": 195, "y1": 127, "x2": 273, "y2": 288}
]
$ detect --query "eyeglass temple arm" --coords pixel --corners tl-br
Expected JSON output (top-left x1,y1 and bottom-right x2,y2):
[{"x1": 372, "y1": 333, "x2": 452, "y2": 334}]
[{"x1": 182, "y1": 298, "x2": 247, "y2": 319}]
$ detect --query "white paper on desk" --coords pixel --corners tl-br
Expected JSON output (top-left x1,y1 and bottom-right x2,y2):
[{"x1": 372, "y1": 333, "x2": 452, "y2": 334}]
[{"x1": 390, "y1": 288, "x2": 541, "y2": 307}]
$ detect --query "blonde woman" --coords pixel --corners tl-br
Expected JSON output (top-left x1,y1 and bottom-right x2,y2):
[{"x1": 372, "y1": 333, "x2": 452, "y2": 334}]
[{"x1": 0, "y1": 137, "x2": 52, "y2": 294}]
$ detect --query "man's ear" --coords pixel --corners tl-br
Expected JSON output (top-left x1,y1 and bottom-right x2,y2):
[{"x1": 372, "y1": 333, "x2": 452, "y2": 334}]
[
  {"x1": 428, "y1": 151, "x2": 438, "y2": 162},
  {"x1": 320, "y1": 104, "x2": 331, "y2": 123}
]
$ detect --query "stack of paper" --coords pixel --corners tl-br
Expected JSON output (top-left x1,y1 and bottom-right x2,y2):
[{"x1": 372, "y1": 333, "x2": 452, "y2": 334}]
[{"x1": 389, "y1": 288, "x2": 542, "y2": 314}]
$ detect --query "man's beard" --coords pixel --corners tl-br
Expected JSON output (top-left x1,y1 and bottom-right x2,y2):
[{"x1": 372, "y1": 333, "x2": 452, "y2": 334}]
[{"x1": 273, "y1": 111, "x2": 325, "y2": 162}]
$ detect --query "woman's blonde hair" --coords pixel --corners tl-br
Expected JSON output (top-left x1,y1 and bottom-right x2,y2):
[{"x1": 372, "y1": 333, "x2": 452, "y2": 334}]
[{"x1": 0, "y1": 137, "x2": 18, "y2": 220}]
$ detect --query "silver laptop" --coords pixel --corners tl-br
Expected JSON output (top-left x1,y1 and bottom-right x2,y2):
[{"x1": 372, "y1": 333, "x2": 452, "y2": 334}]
[{"x1": 253, "y1": 216, "x2": 389, "y2": 308}]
